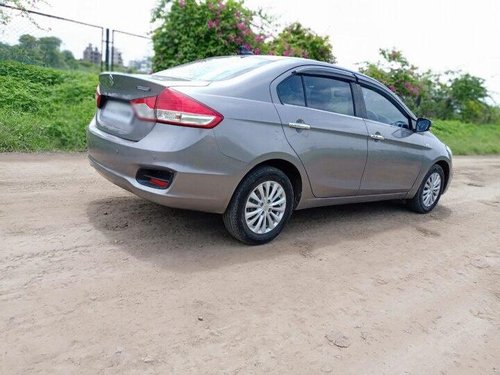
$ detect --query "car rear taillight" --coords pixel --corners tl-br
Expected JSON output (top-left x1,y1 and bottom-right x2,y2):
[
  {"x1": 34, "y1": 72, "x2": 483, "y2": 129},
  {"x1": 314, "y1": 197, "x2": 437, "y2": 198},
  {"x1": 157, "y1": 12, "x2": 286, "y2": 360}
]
[
  {"x1": 96, "y1": 86, "x2": 103, "y2": 108},
  {"x1": 130, "y1": 88, "x2": 223, "y2": 128}
]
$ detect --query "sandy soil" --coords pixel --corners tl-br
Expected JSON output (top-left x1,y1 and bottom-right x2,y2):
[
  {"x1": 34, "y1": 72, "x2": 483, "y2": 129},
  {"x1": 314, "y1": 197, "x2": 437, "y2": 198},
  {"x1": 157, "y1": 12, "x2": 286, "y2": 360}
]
[{"x1": 0, "y1": 153, "x2": 499, "y2": 374}]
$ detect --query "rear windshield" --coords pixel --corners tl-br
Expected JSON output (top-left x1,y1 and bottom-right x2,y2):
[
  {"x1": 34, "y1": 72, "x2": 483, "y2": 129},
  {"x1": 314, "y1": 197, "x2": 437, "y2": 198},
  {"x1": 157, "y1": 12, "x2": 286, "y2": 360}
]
[{"x1": 153, "y1": 56, "x2": 273, "y2": 81}]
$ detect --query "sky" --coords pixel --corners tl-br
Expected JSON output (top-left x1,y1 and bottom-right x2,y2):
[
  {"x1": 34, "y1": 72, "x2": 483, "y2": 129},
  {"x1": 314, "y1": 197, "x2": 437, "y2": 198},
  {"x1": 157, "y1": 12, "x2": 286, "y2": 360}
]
[{"x1": 2, "y1": 0, "x2": 500, "y2": 102}]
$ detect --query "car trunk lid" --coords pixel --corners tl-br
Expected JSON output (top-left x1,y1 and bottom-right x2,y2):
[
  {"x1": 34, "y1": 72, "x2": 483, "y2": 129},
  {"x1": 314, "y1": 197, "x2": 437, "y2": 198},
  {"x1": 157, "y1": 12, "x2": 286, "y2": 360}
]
[{"x1": 96, "y1": 73, "x2": 209, "y2": 141}]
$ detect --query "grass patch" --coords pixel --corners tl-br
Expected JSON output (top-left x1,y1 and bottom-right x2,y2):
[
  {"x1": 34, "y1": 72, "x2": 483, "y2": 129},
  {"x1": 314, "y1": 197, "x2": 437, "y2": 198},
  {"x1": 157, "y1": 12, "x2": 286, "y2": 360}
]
[
  {"x1": 0, "y1": 61, "x2": 97, "y2": 152},
  {"x1": 432, "y1": 120, "x2": 500, "y2": 155}
]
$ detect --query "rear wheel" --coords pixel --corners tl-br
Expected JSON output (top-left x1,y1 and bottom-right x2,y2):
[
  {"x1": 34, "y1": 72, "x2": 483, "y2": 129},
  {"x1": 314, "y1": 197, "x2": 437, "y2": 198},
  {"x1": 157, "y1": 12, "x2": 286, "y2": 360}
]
[
  {"x1": 407, "y1": 164, "x2": 444, "y2": 213},
  {"x1": 223, "y1": 166, "x2": 294, "y2": 245}
]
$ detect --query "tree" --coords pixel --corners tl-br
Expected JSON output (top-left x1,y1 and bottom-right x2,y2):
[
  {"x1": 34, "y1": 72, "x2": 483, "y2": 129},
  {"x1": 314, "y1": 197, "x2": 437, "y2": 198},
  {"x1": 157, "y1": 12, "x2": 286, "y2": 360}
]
[
  {"x1": 16, "y1": 33, "x2": 43, "y2": 64},
  {"x1": 19, "y1": 34, "x2": 38, "y2": 49},
  {"x1": 38, "y1": 36, "x2": 64, "y2": 68},
  {"x1": 1, "y1": 34, "x2": 81, "y2": 70},
  {"x1": 360, "y1": 49, "x2": 424, "y2": 110},
  {"x1": 359, "y1": 49, "x2": 491, "y2": 123},
  {"x1": 61, "y1": 50, "x2": 79, "y2": 69},
  {"x1": 0, "y1": 0, "x2": 45, "y2": 25},
  {"x1": 151, "y1": 0, "x2": 335, "y2": 70},
  {"x1": 447, "y1": 73, "x2": 489, "y2": 122},
  {"x1": 268, "y1": 22, "x2": 335, "y2": 63},
  {"x1": 152, "y1": 0, "x2": 270, "y2": 70}
]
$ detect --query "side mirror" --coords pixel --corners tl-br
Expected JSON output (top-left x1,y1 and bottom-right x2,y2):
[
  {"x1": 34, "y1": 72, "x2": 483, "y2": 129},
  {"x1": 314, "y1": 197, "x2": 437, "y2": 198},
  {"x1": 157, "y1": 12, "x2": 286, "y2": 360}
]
[{"x1": 415, "y1": 118, "x2": 432, "y2": 132}]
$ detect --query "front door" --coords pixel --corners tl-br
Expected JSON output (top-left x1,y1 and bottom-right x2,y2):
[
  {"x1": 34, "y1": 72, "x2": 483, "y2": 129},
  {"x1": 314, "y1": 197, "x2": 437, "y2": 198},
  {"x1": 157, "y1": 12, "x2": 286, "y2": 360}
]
[{"x1": 359, "y1": 85, "x2": 424, "y2": 194}]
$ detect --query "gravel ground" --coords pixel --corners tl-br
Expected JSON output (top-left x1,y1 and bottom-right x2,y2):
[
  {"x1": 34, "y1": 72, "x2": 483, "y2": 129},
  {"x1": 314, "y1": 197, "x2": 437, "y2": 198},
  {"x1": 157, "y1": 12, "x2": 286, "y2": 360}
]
[{"x1": 0, "y1": 153, "x2": 499, "y2": 374}]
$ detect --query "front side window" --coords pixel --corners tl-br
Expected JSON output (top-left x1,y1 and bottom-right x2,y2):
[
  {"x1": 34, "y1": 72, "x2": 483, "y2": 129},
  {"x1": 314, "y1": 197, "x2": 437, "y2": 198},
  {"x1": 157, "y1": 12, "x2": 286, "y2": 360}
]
[
  {"x1": 361, "y1": 86, "x2": 409, "y2": 127},
  {"x1": 303, "y1": 76, "x2": 354, "y2": 116}
]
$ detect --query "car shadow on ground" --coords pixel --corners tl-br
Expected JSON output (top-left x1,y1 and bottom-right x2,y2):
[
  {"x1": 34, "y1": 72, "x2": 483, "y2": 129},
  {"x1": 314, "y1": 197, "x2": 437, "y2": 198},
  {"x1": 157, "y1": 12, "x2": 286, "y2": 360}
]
[{"x1": 86, "y1": 195, "x2": 452, "y2": 273}]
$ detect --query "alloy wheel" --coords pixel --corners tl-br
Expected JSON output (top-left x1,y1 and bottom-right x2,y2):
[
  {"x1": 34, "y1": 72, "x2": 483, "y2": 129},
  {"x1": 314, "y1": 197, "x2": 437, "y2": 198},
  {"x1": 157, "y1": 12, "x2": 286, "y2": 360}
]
[
  {"x1": 422, "y1": 172, "x2": 442, "y2": 207},
  {"x1": 244, "y1": 181, "x2": 287, "y2": 234}
]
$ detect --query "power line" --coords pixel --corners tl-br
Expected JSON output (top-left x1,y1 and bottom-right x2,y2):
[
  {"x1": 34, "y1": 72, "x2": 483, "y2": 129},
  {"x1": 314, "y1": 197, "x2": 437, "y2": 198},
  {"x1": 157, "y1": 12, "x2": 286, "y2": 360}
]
[
  {"x1": 0, "y1": 3, "x2": 104, "y2": 30},
  {"x1": 113, "y1": 29, "x2": 150, "y2": 40}
]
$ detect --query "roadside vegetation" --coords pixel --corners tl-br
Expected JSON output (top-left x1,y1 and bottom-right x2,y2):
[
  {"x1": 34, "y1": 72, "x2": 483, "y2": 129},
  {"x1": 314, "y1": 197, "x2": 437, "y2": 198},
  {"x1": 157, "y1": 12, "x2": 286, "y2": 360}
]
[
  {"x1": 0, "y1": 0, "x2": 498, "y2": 154},
  {"x1": 0, "y1": 34, "x2": 100, "y2": 72},
  {"x1": 0, "y1": 61, "x2": 96, "y2": 151},
  {"x1": 432, "y1": 121, "x2": 500, "y2": 155},
  {"x1": 1, "y1": 60, "x2": 498, "y2": 154},
  {"x1": 360, "y1": 49, "x2": 498, "y2": 124}
]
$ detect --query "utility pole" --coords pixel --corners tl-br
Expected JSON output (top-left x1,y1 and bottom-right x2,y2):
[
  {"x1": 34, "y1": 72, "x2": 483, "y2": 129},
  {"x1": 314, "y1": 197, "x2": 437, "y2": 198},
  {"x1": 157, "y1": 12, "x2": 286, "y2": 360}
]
[
  {"x1": 104, "y1": 28, "x2": 110, "y2": 71},
  {"x1": 111, "y1": 30, "x2": 115, "y2": 71}
]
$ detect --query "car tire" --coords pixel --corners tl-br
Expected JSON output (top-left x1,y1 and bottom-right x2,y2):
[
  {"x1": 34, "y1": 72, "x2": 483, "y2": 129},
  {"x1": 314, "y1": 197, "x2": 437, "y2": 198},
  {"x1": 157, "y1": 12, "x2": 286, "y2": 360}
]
[
  {"x1": 223, "y1": 166, "x2": 294, "y2": 245},
  {"x1": 407, "y1": 164, "x2": 445, "y2": 214}
]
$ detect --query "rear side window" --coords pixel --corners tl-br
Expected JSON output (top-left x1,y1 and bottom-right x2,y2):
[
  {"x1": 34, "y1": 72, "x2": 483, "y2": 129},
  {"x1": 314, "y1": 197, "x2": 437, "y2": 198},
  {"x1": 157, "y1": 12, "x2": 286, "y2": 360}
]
[
  {"x1": 303, "y1": 76, "x2": 354, "y2": 116},
  {"x1": 277, "y1": 75, "x2": 305, "y2": 106}
]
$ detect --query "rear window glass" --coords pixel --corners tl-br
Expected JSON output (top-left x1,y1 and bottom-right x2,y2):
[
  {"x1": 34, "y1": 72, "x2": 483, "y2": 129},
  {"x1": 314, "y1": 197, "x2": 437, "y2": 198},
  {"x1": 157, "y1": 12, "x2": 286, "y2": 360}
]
[
  {"x1": 303, "y1": 75, "x2": 354, "y2": 116},
  {"x1": 153, "y1": 56, "x2": 273, "y2": 81},
  {"x1": 277, "y1": 75, "x2": 305, "y2": 106}
]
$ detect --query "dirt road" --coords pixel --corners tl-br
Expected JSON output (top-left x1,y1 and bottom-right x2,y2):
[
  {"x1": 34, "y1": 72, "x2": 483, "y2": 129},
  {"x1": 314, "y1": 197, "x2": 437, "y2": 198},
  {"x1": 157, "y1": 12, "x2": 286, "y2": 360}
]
[{"x1": 0, "y1": 154, "x2": 499, "y2": 374}]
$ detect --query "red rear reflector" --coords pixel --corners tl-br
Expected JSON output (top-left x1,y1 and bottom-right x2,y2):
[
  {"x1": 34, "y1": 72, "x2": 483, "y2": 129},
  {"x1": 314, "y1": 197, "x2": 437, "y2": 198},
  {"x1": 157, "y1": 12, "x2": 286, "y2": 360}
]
[
  {"x1": 130, "y1": 88, "x2": 223, "y2": 128},
  {"x1": 96, "y1": 86, "x2": 103, "y2": 108},
  {"x1": 149, "y1": 177, "x2": 169, "y2": 188}
]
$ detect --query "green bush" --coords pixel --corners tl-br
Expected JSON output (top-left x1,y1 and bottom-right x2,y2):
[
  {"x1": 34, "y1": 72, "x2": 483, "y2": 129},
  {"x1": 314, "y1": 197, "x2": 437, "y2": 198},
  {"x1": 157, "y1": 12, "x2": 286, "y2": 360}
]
[
  {"x1": 0, "y1": 61, "x2": 66, "y2": 85},
  {"x1": 0, "y1": 61, "x2": 97, "y2": 151}
]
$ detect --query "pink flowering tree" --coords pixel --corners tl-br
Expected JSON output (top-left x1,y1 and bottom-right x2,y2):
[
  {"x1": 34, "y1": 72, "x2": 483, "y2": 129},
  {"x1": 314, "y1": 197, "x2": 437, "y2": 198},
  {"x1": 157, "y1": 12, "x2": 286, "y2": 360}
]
[
  {"x1": 152, "y1": 0, "x2": 336, "y2": 70},
  {"x1": 359, "y1": 49, "x2": 426, "y2": 111},
  {"x1": 152, "y1": 0, "x2": 271, "y2": 70},
  {"x1": 267, "y1": 22, "x2": 335, "y2": 63}
]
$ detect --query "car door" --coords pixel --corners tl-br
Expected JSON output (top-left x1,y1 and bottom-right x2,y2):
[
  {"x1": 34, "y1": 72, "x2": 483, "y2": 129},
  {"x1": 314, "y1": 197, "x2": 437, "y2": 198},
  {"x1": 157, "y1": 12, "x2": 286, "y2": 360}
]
[
  {"x1": 358, "y1": 84, "x2": 426, "y2": 194},
  {"x1": 272, "y1": 71, "x2": 369, "y2": 198}
]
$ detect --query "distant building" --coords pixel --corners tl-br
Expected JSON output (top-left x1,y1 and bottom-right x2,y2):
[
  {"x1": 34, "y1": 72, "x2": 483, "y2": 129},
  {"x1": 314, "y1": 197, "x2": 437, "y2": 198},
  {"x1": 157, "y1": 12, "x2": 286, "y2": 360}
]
[
  {"x1": 83, "y1": 44, "x2": 101, "y2": 65},
  {"x1": 129, "y1": 57, "x2": 152, "y2": 73},
  {"x1": 112, "y1": 48, "x2": 123, "y2": 67}
]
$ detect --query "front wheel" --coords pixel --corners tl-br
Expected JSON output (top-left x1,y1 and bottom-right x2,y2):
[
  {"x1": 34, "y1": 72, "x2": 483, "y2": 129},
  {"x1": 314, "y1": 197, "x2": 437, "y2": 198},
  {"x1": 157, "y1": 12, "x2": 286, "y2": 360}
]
[
  {"x1": 223, "y1": 166, "x2": 294, "y2": 245},
  {"x1": 407, "y1": 164, "x2": 445, "y2": 213}
]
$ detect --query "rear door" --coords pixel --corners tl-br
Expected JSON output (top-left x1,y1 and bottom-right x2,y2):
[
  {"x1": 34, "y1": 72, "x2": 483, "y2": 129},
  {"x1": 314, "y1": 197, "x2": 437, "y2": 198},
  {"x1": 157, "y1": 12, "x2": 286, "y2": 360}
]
[
  {"x1": 272, "y1": 69, "x2": 369, "y2": 198},
  {"x1": 358, "y1": 84, "x2": 425, "y2": 194}
]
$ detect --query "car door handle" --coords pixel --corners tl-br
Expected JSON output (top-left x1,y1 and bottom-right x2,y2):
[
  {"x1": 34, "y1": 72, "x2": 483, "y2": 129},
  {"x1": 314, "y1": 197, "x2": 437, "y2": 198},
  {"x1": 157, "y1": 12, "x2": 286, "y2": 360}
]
[
  {"x1": 370, "y1": 134, "x2": 385, "y2": 141},
  {"x1": 289, "y1": 122, "x2": 311, "y2": 130}
]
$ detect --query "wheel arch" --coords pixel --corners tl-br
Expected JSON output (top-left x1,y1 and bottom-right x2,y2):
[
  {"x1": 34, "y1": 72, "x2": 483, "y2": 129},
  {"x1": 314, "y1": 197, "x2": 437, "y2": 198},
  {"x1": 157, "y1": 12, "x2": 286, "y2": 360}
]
[
  {"x1": 226, "y1": 156, "x2": 306, "y2": 212},
  {"x1": 407, "y1": 157, "x2": 452, "y2": 199},
  {"x1": 254, "y1": 159, "x2": 303, "y2": 208},
  {"x1": 435, "y1": 159, "x2": 451, "y2": 193}
]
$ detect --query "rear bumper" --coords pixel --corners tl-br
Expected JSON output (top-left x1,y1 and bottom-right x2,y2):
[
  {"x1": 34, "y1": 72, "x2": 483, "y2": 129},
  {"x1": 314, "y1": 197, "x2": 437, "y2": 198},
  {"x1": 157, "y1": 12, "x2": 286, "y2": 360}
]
[{"x1": 87, "y1": 118, "x2": 245, "y2": 213}]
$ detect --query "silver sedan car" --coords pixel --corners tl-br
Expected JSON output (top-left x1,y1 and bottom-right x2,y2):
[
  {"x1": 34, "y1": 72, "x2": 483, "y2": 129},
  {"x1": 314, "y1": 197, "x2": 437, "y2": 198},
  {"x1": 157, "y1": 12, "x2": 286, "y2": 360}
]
[{"x1": 87, "y1": 55, "x2": 452, "y2": 244}]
